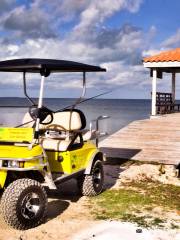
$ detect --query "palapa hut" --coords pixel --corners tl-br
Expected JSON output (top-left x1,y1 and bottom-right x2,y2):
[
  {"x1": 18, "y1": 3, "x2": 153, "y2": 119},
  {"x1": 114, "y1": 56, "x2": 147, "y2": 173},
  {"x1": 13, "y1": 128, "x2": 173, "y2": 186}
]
[{"x1": 143, "y1": 48, "x2": 180, "y2": 116}]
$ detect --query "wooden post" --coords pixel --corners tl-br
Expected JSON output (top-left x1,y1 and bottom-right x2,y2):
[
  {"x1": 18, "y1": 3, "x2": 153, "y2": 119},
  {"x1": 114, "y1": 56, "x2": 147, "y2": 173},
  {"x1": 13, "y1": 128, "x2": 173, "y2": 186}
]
[
  {"x1": 152, "y1": 69, "x2": 157, "y2": 116},
  {"x1": 172, "y1": 72, "x2": 176, "y2": 103}
]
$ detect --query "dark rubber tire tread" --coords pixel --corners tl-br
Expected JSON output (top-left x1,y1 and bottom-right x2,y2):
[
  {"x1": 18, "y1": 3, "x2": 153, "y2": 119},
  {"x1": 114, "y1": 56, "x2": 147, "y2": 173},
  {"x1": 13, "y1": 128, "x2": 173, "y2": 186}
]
[
  {"x1": 78, "y1": 160, "x2": 104, "y2": 197},
  {"x1": 1, "y1": 178, "x2": 47, "y2": 230}
]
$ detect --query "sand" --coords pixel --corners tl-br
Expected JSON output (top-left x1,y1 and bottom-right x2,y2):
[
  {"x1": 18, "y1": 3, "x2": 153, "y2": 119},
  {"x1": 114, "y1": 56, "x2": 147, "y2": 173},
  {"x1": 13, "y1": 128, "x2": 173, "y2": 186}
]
[
  {"x1": 72, "y1": 221, "x2": 180, "y2": 240},
  {"x1": 103, "y1": 163, "x2": 180, "y2": 189},
  {"x1": 0, "y1": 163, "x2": 179, "y2": 240}
]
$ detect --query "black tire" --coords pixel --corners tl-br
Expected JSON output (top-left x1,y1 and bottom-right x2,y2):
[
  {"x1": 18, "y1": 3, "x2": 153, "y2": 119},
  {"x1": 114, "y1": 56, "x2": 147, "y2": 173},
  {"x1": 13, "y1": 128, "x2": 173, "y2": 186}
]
[
  {"x1": 1, "y1": 178, "x2": 47, "y2": 230},
  {"x1": 78, "y1": 160, "x2": 104, "y2": 196}
]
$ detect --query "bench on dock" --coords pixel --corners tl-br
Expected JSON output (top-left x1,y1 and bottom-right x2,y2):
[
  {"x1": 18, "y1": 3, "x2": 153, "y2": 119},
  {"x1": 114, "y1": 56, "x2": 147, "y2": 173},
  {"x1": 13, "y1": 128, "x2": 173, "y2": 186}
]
[{"x1": 156, "y1": 92, "x2": 180, "y2": 114}]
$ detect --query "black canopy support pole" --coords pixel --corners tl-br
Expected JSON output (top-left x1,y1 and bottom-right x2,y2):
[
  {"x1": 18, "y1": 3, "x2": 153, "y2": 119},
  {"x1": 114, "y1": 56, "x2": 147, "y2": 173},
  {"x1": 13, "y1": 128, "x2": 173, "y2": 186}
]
[
  {"x1": 82, "y1": 71, "x2": 86, "y2": 99},
  {"x1": 23, "y1": 72, "x2": 36, "y2": 105},
  {"x1": 67, "y1": 72, "x2": 86, "y2": 132},
  {"x1": 69, "y1": 71, "x2": 86, "y2": 110}
]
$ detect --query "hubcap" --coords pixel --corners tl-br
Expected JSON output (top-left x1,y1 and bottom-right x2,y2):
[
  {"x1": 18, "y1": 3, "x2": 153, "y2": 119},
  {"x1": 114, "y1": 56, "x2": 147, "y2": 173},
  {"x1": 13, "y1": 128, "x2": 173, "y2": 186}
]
[
  {"x1": 21, "y1": 192, "x2": 40, "y2": 219},
  {"x1": 93, "y1": 167, "x2": 102, "y2": 188}
]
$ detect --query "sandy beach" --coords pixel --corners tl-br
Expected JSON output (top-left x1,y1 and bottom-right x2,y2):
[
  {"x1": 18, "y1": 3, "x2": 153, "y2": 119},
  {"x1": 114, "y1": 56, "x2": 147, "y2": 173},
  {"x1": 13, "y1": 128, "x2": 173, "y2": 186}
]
[{"x1": 0, "y1": 163, "x2": 179, "y2": 240}]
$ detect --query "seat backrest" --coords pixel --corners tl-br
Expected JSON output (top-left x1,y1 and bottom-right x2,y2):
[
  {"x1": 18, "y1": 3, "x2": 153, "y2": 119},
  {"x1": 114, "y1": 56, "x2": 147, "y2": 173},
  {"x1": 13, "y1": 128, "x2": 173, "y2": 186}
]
[{"x1": 22, "y1": 109, "x2": 86, "y2": 131}]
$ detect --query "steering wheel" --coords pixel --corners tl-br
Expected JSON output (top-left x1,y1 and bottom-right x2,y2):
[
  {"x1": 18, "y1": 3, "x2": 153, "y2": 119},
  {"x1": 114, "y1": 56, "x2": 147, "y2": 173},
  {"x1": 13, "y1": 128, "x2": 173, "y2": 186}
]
[
  {"x1": 28, "y1": 106, "x2": 54, "y2": 125},
  {"x1": 45, "y1": 124, "x2": 67, "y2": 132}
]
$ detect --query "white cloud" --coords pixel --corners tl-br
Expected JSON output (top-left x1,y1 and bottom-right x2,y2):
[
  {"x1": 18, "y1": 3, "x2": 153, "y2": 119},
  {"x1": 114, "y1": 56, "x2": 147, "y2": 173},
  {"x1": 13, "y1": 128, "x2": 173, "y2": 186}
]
[
  {"x1": 0, "y1": 0, "x2": 179, "y2": 98},
  {"x1": 142, "y1": 49, "x2": 161, "y2": 57},
  {"x1": 7, "y1": 44, "x2": 19, "y2": 55},
  {"x1": 2, "y1": 4, "x2": 56, "y2": 39},
  {"x1": 142, "y1": 28, "x2": 180, "y2": 59},
  {"x1": 32, "y1": 0, "x2": 89, "y2": 22},
  {"x1": 0, "y1": 0, "x2": 155, "y2": 97},
  {"x1": 73, "y1": 0, "x2": 143, "y2": 37},
  {"x1": 162, "y1": 29, "x2": 180, "y2": 48},
  {"x1": 101, "y1": 61, "x2": 146, "y2": 88},
  {"x1": 0, "y1": 0, "x2": 15, "y2": 13},
  {"x1": 0, "y1": 23, "x2": 151, "y2": 92}
]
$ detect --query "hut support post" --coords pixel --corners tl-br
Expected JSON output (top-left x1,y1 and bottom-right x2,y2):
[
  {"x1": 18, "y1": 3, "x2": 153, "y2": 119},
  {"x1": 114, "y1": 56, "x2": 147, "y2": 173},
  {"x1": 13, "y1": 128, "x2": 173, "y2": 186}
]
[
  {"x1": 172, "y1": 72, "x2": 176, "y2": 103},
  {"x1": 152, "y1": 69, "x2": 157, "y2": 116}
]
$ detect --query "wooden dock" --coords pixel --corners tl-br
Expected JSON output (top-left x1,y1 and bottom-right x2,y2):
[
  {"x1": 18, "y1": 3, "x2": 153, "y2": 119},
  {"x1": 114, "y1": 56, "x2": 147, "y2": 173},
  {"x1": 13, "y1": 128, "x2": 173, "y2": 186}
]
[{"x1": 100, "y1": 113, "x2": 180, "y2": 165}]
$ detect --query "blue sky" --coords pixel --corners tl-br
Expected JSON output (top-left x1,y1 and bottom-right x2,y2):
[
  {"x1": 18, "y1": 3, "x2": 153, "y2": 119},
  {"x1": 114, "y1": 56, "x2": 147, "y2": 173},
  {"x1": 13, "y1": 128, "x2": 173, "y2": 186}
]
[
  {"x1": 107, "y1": 0, "x2": 180, "y2": 41},
  {"x1": 0, "y1": 0, "x2": 179, "y2": 99}
]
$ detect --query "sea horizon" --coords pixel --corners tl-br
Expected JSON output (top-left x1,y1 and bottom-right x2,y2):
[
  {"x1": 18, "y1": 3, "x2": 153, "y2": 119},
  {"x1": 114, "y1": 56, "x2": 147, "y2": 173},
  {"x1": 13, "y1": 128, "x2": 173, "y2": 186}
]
[{"x1": 0, "y1": 98, "x2": 152, "y2": 135}]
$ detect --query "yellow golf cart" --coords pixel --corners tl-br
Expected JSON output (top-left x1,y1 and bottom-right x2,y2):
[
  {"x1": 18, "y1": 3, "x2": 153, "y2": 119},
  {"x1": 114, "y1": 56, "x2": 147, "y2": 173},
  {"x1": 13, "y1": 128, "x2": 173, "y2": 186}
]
[{"x1": 0, "y1": 58, "x2": 107, "y2": 229}]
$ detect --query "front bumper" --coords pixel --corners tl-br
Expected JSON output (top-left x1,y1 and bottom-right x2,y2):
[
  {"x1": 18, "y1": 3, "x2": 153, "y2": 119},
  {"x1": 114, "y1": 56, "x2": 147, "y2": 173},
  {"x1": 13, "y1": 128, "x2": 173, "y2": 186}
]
[{"x1": 0, "y1": 154, "x2": 46, "y2": 171}]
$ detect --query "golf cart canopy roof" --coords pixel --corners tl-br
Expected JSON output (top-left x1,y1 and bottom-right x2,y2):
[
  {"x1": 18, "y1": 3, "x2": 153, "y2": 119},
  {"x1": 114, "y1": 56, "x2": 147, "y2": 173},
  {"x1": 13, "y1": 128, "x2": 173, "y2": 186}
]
[{"x1": 0, "y1": 58, "x2": 106, "y2": 74}]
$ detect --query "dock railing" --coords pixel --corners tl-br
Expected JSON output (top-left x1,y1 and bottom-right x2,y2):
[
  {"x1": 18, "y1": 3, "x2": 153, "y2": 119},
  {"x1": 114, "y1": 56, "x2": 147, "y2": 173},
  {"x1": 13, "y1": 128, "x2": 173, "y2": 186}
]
[{"x1": 155, "y1": 92, "x2": 180, "y2": 114}]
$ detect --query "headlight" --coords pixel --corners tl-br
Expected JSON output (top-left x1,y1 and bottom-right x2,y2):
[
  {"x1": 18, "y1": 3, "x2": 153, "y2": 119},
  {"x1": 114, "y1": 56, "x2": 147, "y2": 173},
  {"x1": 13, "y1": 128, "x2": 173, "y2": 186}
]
[
  {"x1": 1, "y1": 160, "x2": 24, "y2": 168},
  {"x1": 8, "y1": 161, "x2": 21, "y2": 168}
]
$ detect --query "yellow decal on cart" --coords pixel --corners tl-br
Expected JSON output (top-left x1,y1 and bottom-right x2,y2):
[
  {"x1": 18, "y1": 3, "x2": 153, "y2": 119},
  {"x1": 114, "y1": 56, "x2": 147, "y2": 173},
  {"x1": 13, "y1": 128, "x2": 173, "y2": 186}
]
[{"x1": 0, "y1": 128, "x2": 33, "y2": 142}]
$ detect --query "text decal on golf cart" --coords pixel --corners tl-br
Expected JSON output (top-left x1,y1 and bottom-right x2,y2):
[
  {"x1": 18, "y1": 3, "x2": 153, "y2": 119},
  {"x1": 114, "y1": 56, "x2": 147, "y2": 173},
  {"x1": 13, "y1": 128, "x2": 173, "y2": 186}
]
[{"x1": 0, "y1": 128, "x2": 33, "y2": 142}]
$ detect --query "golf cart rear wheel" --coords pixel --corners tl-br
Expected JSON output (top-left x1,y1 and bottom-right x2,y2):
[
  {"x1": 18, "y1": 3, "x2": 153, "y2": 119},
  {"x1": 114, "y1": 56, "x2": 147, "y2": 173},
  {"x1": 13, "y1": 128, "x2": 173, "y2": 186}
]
[
  {"x1": 1, "y1": 178, "x2": 47, "y2": 230},
  {"x1": 78, "y1": 160, "x2": 104, "y2": 196}
]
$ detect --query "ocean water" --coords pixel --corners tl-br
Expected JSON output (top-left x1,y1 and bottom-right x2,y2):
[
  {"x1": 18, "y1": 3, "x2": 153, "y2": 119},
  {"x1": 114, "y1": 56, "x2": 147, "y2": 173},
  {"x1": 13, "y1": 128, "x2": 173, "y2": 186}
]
[{"x1": 0, "y1": 98, "x2": 151, "y2": 135}]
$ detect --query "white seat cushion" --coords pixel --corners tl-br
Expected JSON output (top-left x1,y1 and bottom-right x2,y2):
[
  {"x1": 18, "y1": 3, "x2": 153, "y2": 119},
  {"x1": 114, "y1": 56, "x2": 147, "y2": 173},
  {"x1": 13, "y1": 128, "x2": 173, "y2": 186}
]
[
  {"x1": 40, "y1": 138, "x2": 71, "y2": 151},
  {"x1": 22, "y1": 111, "x2": 83, "y2": 130}
]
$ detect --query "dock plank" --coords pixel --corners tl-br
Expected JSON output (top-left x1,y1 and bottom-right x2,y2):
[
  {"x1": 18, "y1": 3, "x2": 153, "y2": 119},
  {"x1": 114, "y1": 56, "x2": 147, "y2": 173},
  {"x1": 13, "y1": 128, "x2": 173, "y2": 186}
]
[{"x1": 100, "y1": 113, "x2": 180, "y2": 165}]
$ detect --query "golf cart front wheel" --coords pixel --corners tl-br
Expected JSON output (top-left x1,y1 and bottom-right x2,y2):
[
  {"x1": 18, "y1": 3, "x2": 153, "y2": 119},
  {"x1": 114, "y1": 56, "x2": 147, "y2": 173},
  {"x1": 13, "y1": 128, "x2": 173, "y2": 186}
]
[
  {"x1": 78, "y1": 160, "x2": 104, "y2": 196},
  {"x1": 1, "y1": 178, "x2": 47, "y2": 230}
]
